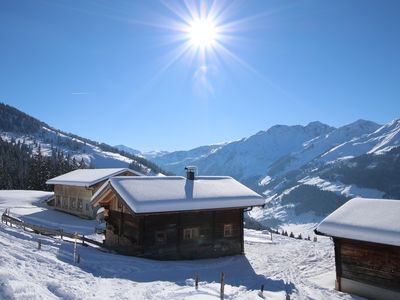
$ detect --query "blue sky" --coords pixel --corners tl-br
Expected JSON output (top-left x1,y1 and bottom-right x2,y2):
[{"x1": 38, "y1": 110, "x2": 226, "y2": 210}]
[{"x1": 1, "y1": 0, "x2": 399, "y2": 151}]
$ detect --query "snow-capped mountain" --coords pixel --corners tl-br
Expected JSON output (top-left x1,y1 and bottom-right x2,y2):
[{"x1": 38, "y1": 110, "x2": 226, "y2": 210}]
[
  {"x1": 145, "y1": 120, "x2": 385, "y2": 189},
  {"x1": 266, "y1": 119, "x2": 381, "y2": 177},
  {"x1": 144, "y1": 122, "x2": 335, "y2": 187},
  {"x1": 0, "y1": 103, "x2": 164, "y2": 175},
  {"x1": 142, "y1": 118, "x2": 400, "y2": 229},
  {"x1": 142, "y1": 143, "x2": 228, "y2": 173},
  {"x1": 321, "y1": 118, "x2": 400, "y2": 160}
]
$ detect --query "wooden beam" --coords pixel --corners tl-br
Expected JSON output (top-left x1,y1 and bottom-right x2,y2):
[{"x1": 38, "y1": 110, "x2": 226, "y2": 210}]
[
  {"x1": 135, "y1": 206, "x2": 259, "y2": 216},
  {"x1": 240, "y1": 209, "x2": 244, "y2": 254},
  {"x1": 212, "y1": 211, "x2": 216, "y2": 249},
  {"x1": 177, "y1": 213, "x2": 181, "y2": 256},
  {"x1": 334, "y1": 238, "x2": 342, "y2": 291},
  {"x1": 140, "y1": 216, "x2": 145, "y2": 254}
]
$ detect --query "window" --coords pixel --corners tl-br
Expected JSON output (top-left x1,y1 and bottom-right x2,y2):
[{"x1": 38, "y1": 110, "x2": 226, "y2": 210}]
[
  {"x1": 62, "y1": 196, "x2": 68, "y2": 208},
  {"x1": 70, "y1": 197, "x2": 76, "y2": 209},
  {"x1": 77, "y1": 198, "x2": 83, "y2": 211},
  {"x1": 86, "y1": 203, "x2": 90, "y2": 211},
  {"x1": 56, "y1": 196, "x2": 61, "y2": 207},
  {"x1": 155, "y1": 231, "x2": 167, "y2": 244},
  {"x1": 183, "y1": 227, "x2": 199, "y2": 240},
  {"x1": 224, "y1": 224, "x2": 233, "y2": 237}
]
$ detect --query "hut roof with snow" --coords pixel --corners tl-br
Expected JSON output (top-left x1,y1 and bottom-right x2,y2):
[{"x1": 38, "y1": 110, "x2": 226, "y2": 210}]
[
  {"x1": 46, "y1": 168, "x2": 142, "y2": 187},
  {"x1": 315, "y1": 197, "x2": 400, "y2": 246},
  {"x1": 91, "y1": 176, "x2": 265, "y2": 214}
]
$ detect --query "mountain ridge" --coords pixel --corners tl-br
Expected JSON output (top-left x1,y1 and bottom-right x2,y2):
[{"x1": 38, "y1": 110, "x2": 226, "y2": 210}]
[
  {"x1": 131, "y1": 117, "x2": 399, "y2": 230},
  {"x1": 0, "y1": 103, "x2": 166, "y2": 175}
]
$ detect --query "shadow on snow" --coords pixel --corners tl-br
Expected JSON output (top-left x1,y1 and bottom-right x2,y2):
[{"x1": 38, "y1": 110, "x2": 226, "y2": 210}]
[{"x1": 56, "y1": 242, "x2": 295, "y2": 294}]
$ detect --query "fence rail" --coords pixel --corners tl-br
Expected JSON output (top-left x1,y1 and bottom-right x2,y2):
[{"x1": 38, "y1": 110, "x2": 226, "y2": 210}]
[{"x1": 1, "y1": 212, "x2": 103, "y2": 247}]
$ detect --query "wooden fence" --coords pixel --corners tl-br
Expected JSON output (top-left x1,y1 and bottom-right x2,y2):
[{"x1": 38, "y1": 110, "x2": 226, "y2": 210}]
[{"x1": 1, "y1": 211, "x2": 103, "y2": 247}]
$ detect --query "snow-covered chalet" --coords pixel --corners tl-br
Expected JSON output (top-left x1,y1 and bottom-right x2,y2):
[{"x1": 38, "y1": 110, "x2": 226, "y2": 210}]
[
  {"x1": 91, "y1": 167, "x2": 265, "y2": 260},
  {"x1": 46, "y1": 168, "x2": 141, "y2": 219}
]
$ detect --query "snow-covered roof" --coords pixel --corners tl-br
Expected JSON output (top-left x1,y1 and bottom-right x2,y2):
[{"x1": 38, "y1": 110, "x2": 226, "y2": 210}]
[
  {"x1": 315, "y1": 197, "x2": 400, "y2": 246},
  {"x1": 92, "y1": 176, "x2": 265, "y2": 214},
  {"x1": 46, "y1": 168, "x2": 142, "y2": 187}
]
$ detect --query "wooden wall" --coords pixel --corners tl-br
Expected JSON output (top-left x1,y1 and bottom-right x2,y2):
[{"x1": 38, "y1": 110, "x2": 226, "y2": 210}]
[
  {"x1": 334, "y1": 238, "x2": 400, "y2": 293},
  {"x1": 54, "y1": 185, "x2": 94, "y2": 218},
  {"x1": 104, "y1": 207, "x2": 244, "y2": 260}
]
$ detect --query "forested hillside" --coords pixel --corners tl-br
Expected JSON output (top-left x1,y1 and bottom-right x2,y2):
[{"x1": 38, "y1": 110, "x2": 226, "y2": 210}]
[
  {"x1": 0, "y1": 137, "x2": 84, "y2": 190},
  {"x1": 0, "y1": 103, "x2": 168, "y2": 178}
]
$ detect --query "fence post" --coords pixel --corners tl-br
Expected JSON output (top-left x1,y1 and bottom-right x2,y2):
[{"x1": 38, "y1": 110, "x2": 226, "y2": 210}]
[
  {"x1": 82, "y1": 235, "x2": 85, "y2": 246},
  {"x1": 220, "y1": 272, "x2": 224, "y2": 299},
  {"x1": 73, "y1": 233, "x2": 77, "y2": 263},
  {"x1": 195, "y1": 273, "x2": 199, "y2": 290}
]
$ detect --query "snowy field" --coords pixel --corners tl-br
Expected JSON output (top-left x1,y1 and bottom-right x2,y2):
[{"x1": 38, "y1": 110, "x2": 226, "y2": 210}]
[
  {"x1": 0, "y1": 190, "x2": 363, "y2": 300},
  {"x1": 0, "y1": 190, "x2": 98, "y2": 236}
]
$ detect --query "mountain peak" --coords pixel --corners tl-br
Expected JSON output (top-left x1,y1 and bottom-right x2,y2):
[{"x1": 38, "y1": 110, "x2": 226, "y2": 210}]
[
  {"x1": 304, "y1": 121, "x2": 335, "y2": 136},
  {"x1": 336, "y1": 119, "x2": 381, "y2": 135},
  {"x1": 306, "y1": 121, "x2": 331, "y2": 128}
]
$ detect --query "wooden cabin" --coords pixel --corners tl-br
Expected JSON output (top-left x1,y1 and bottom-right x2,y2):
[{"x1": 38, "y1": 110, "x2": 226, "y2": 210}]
[
  {"x1": 46, "y1": 168, "x2": 141, "y2": 219},
  {"x1": 315, "y1": 197, "x2": 400, "y2": 300},
  {"x1": 91, "y1": 169, "x2": 265, "y2": 260}
]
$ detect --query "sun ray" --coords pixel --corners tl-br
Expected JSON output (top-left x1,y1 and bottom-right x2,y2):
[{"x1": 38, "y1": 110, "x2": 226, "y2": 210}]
[
  {"x1": 213, "y1": 41, "x2": 296, "y2": 101},
  {"x1": 127, "y1": 1, "x2": 292, "y2": 99}
]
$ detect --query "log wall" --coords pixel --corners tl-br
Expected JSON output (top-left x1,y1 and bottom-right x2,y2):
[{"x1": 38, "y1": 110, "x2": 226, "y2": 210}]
[
  {"x1": 334, "y1": 238, "x2": 400, "y2": 296},
  {"x1": 104, "y1": 208, "x2": 244, "y2": 260}
]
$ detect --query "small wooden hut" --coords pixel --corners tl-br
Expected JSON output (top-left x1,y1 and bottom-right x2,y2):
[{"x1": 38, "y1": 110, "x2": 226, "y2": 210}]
[
  {"x1": 46, "y1": 168, "x2": 141, "y2": 219},
  {"x1": 315, "y1": 197, "x2": 400, "y2": 300},
  {"x1": 91, "y1": 169, "x2": 265, "y2": 260}
]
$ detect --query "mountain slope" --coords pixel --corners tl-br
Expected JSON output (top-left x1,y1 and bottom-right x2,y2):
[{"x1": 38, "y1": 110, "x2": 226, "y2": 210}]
[
  {"x1": 0, "y1": 103, "x2": 165, "y2": 175},
  {"x1": 142, "y1": 117, "x2": 400, "y2": 231},
  {"x1": 146, "y1": 122, "x2": 335, "y2": 187},
  {"x1": 321, "y1": 119, "x2": 400, "y2": 161},
  {"x1": 265, "y1": 119, "x2": 381, "y2": 177},
  {"x1": 114, "y1": 144, "x2": 141, "y2": 156}
]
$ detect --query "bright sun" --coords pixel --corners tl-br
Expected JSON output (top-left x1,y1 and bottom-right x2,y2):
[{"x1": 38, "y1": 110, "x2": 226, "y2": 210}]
[{"x1": 188, "y1": 18, "x2": 217, "y2": 48}]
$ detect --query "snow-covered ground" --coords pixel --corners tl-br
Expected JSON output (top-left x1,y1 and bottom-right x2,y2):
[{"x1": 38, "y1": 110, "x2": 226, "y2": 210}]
[
  {"x1": 0, "y1": 190, "x2": 362, "y2": 300},
  {"x1": 0, "y1": 190, "x2": 98, "y2": 236}
]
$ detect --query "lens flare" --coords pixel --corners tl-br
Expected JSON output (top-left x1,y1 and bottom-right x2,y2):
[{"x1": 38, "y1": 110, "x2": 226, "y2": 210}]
[{"x1": 188, "y1": 18, "x2": 217, "y2": 48}]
